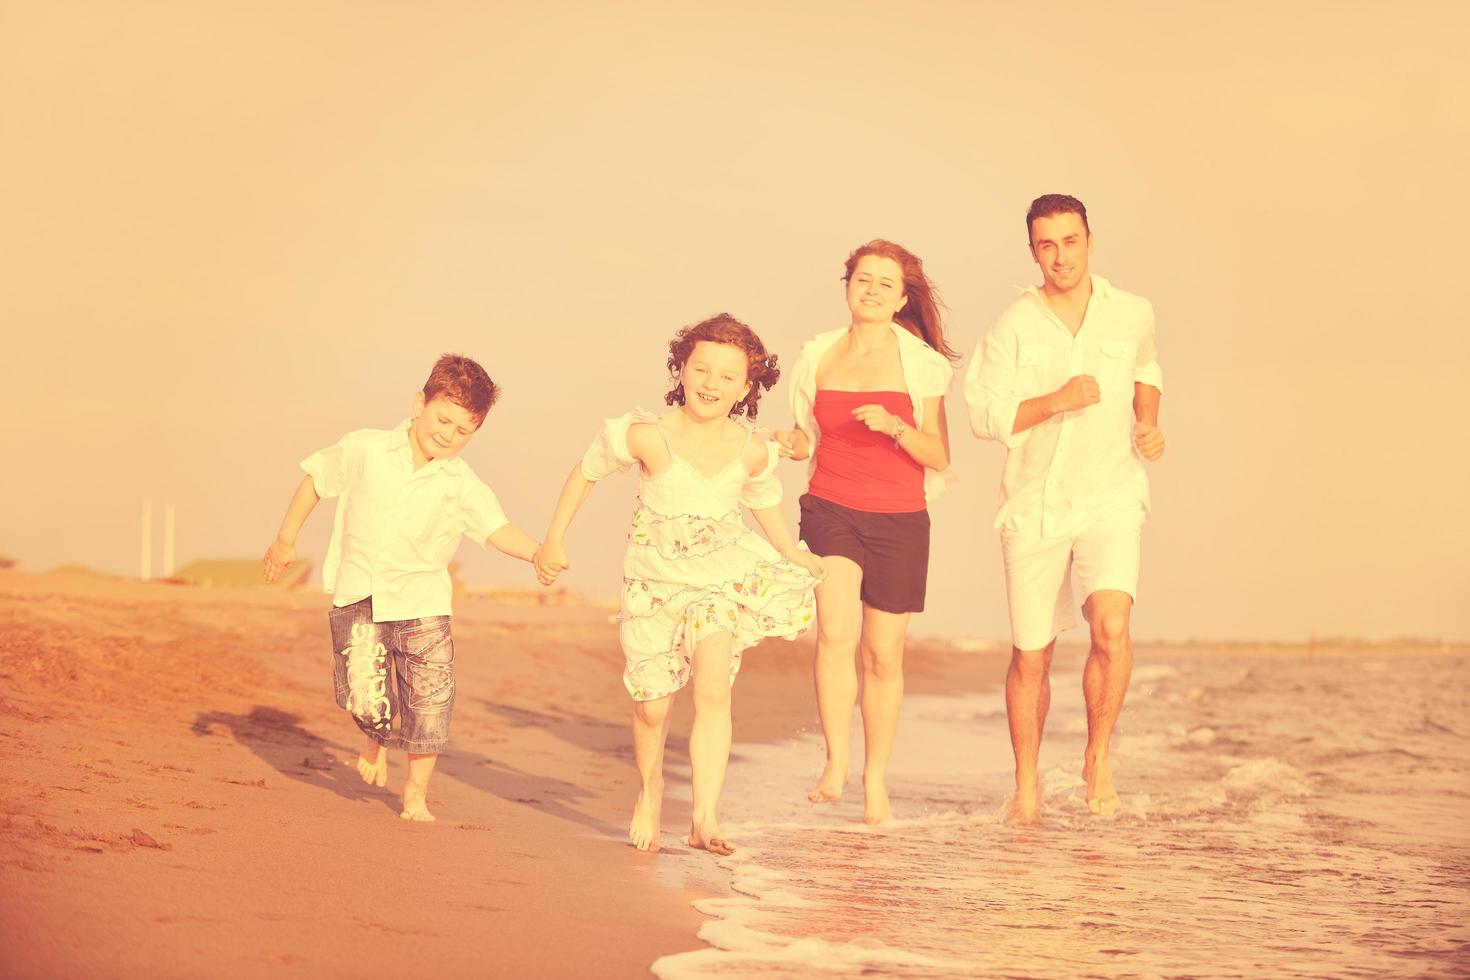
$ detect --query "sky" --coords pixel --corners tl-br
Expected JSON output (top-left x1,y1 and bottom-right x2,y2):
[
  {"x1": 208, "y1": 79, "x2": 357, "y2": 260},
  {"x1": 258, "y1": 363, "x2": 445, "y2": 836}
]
[{"x1": 2, "y1": 0, "x2": 1467, "y2": 642}]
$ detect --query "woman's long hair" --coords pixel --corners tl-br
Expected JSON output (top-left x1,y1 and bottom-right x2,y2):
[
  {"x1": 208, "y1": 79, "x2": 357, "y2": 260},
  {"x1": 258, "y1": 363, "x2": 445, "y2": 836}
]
[{"x1": 843, "y1": 239, "x2": 959, "y2": 362}]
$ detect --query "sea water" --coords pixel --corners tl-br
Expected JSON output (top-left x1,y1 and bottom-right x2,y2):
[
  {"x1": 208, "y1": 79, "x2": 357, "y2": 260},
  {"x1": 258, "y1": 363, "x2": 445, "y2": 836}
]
[{"x1": 653, "y1": 650, "x2": 1470, "y2": 978}]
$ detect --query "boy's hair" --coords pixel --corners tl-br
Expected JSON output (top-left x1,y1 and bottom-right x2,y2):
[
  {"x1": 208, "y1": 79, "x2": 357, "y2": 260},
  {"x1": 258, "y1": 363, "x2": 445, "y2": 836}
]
[
  {"x1": 423, "y1": 354, "x2": 499, "y2": 425},
  {"x1": 664, "y1": 313, "x2": 780, "y2": 420},
  {"x1": 1026, "y1": 193, "x2": 1090, "y2": 241},
  {"x1": 843, "y1": 239, "x2": 958, "y2": 363}
]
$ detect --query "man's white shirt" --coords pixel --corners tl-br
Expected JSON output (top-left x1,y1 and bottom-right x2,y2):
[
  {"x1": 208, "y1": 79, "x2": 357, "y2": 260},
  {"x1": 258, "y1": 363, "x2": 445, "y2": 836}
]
[{"x1": 964, "y1": 275, "x2": 1163, "y2": 539}]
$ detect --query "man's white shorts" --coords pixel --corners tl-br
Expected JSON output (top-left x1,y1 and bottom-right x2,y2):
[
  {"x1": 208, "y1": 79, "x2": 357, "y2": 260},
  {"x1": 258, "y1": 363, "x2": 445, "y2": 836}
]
[{"x1": 1000, "y1": 504, "x2": 1144, "y2": 651}]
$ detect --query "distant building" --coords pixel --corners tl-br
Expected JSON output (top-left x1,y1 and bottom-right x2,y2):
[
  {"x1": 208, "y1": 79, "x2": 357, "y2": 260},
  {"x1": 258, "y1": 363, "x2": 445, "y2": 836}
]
[
  {"x1": 0, "y1": 555, "x2": 15, "y2": 570},
  {"x1": 171, "y1": 559, "x2": 313, "y2": 590}
]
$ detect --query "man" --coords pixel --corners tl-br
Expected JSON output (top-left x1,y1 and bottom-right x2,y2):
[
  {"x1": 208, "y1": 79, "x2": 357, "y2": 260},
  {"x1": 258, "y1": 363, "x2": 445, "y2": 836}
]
[{"x1": 964, "y1": 194, "x2": 1165, "y2": 823}]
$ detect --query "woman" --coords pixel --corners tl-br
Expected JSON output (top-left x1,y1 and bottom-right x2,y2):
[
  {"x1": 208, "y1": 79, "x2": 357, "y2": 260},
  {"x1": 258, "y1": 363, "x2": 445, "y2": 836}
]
[{"x1": 775, "y1": 239, "x2": 958, "y2": 824}]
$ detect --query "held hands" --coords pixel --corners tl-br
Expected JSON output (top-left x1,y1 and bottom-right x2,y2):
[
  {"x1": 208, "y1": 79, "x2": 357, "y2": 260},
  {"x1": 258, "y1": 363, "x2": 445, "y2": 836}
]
[
  {"x1": 1132, "y1": 422, "x2": 1166, "y2": 461},
  {"x1": 1052, "y1": 375, "x2": 1101, "y2": 413},
  {"x1": 263, "y1": 539, "x2": 295, "y2": 584},
  {"x1": 533, "y1": 540, "x2": 569, "y2": 586},
  {"x1": 782, "y1": 547, "x2": 827, "y2": 581},
  {"x1": 850, "y1": 404, "x2": 900, "y2": 437},
  {"x1": 771, "y1": 429, "x2": 809, "y2": 460}
]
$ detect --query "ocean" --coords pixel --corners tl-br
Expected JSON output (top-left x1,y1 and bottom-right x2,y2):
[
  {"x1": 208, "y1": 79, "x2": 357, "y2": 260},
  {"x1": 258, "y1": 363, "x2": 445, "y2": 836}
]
[{"x1": 653, "y1": 649, "x2": 1470, "y2": 978}]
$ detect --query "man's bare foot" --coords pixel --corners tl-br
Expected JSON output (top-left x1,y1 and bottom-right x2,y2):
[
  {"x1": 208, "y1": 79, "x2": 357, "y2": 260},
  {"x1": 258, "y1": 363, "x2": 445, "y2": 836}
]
[
  {"x1": 687, "y1": 823, "x2": 735, "y2": 857},
  {"x1": 1083, "y1": 754, "x2": 1119, "y2": 815},
  {"x1": 807, "y1": 761, "x2": 846, "y2": 803},
  {"x1": 863, "y1": 780, "x2": 893, "y2": 825},
  {"x1": 355, "y1": 739, "x2": 387, "y2": 787},
  {"x1": 1005, "y1": 787, "x2": 1041, "y2": 825},
  {"x1": 629, "y1": 780, "x2": 663, "y2": 852},
  {"x1": 400, "y1": 780, "x2": 435, "y2": 822}
]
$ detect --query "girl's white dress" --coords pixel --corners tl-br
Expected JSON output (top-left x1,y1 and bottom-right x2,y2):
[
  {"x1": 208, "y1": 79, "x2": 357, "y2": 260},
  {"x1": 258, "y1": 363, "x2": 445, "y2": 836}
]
[{"x1": 580, "y1": 410, "x2": 819, "y2": 701}]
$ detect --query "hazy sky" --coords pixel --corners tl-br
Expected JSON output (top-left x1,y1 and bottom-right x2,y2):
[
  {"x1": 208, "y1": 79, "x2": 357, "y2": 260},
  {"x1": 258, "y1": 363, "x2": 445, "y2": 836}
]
[{"x1": 3, "y1": 1, "x2": 1467, "y2": 642}]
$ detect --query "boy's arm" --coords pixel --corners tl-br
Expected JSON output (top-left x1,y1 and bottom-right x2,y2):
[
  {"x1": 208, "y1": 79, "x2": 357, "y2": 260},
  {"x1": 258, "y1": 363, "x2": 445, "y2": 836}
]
[
  {"x1": 486, "y1": 523, "x2": 540, "y2": 563},
  {"x1": 264, "y1": 476, "x2": 321, "y2": 583}
]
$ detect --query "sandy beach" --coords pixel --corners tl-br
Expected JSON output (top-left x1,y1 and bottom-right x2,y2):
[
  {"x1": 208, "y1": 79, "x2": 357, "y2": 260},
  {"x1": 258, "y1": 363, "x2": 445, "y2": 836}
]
[{"x1": 0, "y1": 570, "x2": 992, "y2": 978}]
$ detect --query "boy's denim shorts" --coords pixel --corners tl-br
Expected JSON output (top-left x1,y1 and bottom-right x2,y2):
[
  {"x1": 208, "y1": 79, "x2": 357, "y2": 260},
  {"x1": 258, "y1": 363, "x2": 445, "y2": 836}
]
[{"x1": 328, "y1": 597, "x2": 456, "y2": 754}]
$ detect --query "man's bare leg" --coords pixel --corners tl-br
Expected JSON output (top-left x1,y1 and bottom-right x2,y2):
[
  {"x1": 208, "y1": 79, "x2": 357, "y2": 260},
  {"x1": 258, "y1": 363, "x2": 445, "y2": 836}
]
[
  {"x1": 629, "y1": 694, "x2": 673, "y2": 851},
  {"x1": 858, "y1": 606, "x2": 910, "y2": 824},
  {"x1": 401, "y1": 752, "x2": 437, "y2": 822},
  {"x1": 688, "y1": 632, "x2": 735, "y2": 856},
  {"x1": 1005, "y1": 641, "x2": 1055, "y2": 824},
  {"x1": 809, "y1": 557, "x2": 863, "y2": 803},
  {"x1": 1081, "y1": 590, "x2": 1133, "y2": 814},
  {"x1": 355, "y1": 734, "x2": 388, "y2": 787}
]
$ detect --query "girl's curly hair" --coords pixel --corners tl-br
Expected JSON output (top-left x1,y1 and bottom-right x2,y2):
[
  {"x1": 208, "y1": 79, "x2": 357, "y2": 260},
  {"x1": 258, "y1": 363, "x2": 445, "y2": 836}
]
[{"x1": 664, "y1": 313, "x2": 780, "y2": 420}]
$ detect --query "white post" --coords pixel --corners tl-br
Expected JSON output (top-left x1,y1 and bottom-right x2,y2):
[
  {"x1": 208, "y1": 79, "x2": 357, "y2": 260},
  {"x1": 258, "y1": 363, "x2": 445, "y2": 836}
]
[
  {"x1": 140, "y1": 498, "x2": 153, "y2": 580},
  {"x1": 163, "y1": 503, "x2": 176, "y2": 578}
]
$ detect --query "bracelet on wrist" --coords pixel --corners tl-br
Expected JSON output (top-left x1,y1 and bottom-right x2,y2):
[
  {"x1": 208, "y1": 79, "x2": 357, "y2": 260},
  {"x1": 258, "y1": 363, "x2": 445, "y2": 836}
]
[{"x1": 891, "y1": 419, "x2": 906, "y2": 442}]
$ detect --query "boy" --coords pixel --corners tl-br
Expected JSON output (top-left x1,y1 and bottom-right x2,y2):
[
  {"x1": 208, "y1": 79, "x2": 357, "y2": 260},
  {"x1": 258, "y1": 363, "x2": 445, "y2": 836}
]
[{"x1": 264, "y1": 354, "x2": 539, "y2": 822}]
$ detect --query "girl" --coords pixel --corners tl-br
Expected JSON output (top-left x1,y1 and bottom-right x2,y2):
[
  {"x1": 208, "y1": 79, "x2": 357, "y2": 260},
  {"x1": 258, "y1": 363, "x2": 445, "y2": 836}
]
[
  {"x1": 535, "y1": 313, "x2": 824, "y2": 855},
  {"x1": 773, "y1": 240, "x2": 959, "y2": 824}
]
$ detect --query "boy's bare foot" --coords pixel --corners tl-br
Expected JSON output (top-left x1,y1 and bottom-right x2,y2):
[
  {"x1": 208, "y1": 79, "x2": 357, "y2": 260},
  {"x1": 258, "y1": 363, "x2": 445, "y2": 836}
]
[
  {"x1": 863, "y1": 780, "x2": 893, "y2": 825},
  {"x1": 1083, "y1": 754, "x2": 1119, "y2": 815},
  {"x1": 355, "y1": 739, "x2": 387, "y2": 787},
  {"x1": 400, "y1": 780, "x2": 435, "y2": 822},
  {"x1": 687, "y1": 822, "x2": 734, "y2": 857},
  {"x1": 807, "y1": 762, "x2": 846, "y2": 803},
  {"x1": 629, "y1": 778, "x2": 664, "y2": 852}
]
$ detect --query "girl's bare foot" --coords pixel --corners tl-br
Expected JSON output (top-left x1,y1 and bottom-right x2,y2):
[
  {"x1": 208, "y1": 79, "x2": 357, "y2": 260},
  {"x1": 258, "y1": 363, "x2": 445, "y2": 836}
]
[
  {"x1": 807, "y1": 761, "x2": 846, "y2": 803},
  {"x1": 687, "y1": 822, "x2": 734, "y2": 857},
  {"x1": 355, "y1": 738, "x2": 387, "y2": 787},
  {"x1": 400, "y1": 780, "x2": 435, "y2": 822},
  {"x1": 629, "y1": 777, "x2": 664, "y2": 851},
  {"x1": 1005, "y1": 775, "x2": 1044, "y2": 825}
]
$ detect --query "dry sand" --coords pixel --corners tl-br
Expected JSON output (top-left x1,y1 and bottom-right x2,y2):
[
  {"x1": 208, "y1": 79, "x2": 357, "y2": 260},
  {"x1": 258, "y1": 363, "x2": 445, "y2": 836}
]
[{"x1": 0, "y1": 570, "x2": 994, "y2": 978}]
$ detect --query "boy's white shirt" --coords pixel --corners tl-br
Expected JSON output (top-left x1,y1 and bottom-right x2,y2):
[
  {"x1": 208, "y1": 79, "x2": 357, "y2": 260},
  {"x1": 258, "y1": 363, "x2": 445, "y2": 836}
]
[
  {"x1": 788, "y1": 320, "x2": 956, "y2": 503},
  {"x1": 302, "y1": 420, "x2": 508, "y2": 623},
  {"x1": 963, "y1": 274, "x2": 1164, "y2": 539}
]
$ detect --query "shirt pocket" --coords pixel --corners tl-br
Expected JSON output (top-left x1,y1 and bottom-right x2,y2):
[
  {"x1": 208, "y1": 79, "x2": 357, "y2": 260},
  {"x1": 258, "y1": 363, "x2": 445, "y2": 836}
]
[
  {"x1": 1016, "y1": 345, "x2": 1051, "y2": 396},
  {"x1": 1097, "y1": 341, "x2": 1137, "y2": 393}
]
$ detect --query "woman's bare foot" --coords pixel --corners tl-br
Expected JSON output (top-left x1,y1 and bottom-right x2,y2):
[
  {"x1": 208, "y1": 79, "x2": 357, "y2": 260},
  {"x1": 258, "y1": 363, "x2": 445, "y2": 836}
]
[
  {"x1": 400, "y1": 780, "x2": 435, "y2": 822},
  {"x1": 355, "y1": 738, "x2": 387, "y2": 787},
  {"x1": 807, "y1": 761, "x2": 847, "y2": 803},
  {"x1": 863, "y1": 778, "x2": 893, "y2": 825},
  {"x1": 1083, "y1": 754, "x2": 1119, "y2": 814},
  {"x1": 687, "y1": 822, "x2": 734, "y2": 857},
  {"x1": 628, "y1": 777, "x2": 664, "y2": 852}
]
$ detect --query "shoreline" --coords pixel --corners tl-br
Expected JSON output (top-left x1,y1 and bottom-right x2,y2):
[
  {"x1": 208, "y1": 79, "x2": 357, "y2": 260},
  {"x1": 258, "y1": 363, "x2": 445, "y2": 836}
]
[
  {"x1": 0, "y1": 570, "x2": 995, "y2": 978},
  {"x1": 3, "y1": 570, "x2": 1462, "y2": 977}
]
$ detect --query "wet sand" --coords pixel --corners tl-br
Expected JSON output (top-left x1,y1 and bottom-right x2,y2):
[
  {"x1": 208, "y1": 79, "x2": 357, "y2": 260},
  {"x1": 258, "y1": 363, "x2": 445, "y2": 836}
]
[{"x1": 0, "y1": 570, "x2": 990, "y2": 978}]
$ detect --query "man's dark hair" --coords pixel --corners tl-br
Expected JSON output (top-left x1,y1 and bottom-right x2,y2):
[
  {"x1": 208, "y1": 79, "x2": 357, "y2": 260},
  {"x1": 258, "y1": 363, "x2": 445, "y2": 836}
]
[{"x1": 1026, "y1": 194, "x2": 1089, "y2": 242}]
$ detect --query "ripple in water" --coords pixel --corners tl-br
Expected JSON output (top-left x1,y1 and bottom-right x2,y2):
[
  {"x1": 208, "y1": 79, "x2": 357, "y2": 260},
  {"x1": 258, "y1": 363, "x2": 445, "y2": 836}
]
[{"x1": 653, "y1": 652, "x2": 1470, "y2": 978}]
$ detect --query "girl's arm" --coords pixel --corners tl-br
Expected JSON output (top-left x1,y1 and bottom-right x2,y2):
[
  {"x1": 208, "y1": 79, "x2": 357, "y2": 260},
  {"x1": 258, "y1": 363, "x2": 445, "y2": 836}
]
[
  {"x1": 851, "y1": 394, "x2": 949, "y2": 469},
  {"x1": 534, "y1": 464, "x2": 596, "y2": 584},
  {"x1": 749, "y1": 506, "x2": 825, "y2": 580},
  {"x1": 263, "y1": 476, "x2": 320, "y2": 583}
]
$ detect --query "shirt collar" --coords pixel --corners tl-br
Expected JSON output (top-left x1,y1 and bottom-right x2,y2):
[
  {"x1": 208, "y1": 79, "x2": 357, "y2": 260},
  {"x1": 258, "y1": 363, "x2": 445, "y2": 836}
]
[
  {"x1": 808, "y1": 320, "x2": 929, "y2": 357},
  {"x1": 1017, "y1": 273, "x2": 1113, "y2": 304},
  {"x1": 390, "y1": 419, "x2": 413, "y2": 455},
  {"x1": 391, "y1": 418, "x2": 470, "y2": 477}
]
